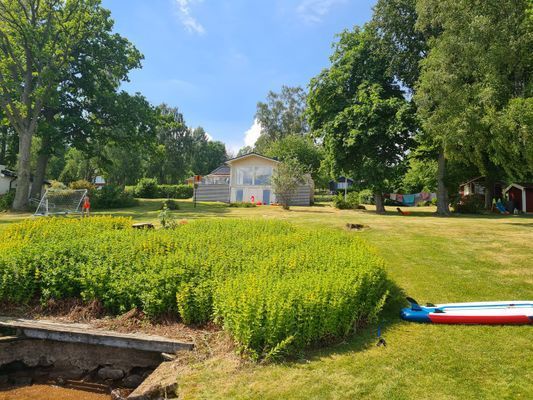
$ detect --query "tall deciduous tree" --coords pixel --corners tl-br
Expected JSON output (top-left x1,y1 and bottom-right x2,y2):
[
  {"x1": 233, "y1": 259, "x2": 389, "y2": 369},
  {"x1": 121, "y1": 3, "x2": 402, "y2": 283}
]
[
  {"x1": 307, "y1": 27, "x2": 415, "y2": 213},
  {"x1": 0, "y1": 0, "x2": 122, "y2": 210},
  {"x1": 415, "y1": 0, "x2": 532, "y2": 208},
  {"x1": 254, "y1": 86, "x2": 308, "y2": 153},
  {"x1": 28, "y1": 2, "x2": 145, "y2": 199},
  {"x1": 371, "y1": 0, "x2": 453, "y2": 214},
  {"x1": 271, "y1": 158, "x2": 307, "y2": 210},
  {"x1": 189, "y1": 127, "x2": 228, "y2": 175},
  {"x1": 264, "y1": 134, "x2": 323, "y2": 182}
]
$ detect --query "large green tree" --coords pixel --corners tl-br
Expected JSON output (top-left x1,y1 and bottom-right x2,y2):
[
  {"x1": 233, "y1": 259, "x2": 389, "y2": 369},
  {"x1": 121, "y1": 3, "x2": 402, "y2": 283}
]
[
  {"x1": 189, "y1": 127, "x2": 228, "y2": 175},
  {"x1": 254, "y1": 86, "x2": 308, "y2": 153},
  {"x1": 264, "y1": 134, "x2": 323, "y2": 182},
  {"x1": 370, "y1": 0, "x2": 456, "y2": 214},
  {"x1": 415, "y1": 0, "x2": 532, "y2": 208},
  {"x1": 28, "y1": 3, "x2": 146, "y2": 199},
  {"x1": 0, "y1": 0, "x2": 128, "y2": 210},
  {"x1": 308, "y1": 27, "x2": 416, "y2": 213}
]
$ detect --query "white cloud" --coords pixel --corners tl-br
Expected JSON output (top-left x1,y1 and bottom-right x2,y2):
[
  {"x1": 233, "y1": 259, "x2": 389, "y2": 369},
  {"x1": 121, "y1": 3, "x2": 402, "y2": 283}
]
[
  {"x1": 205, "y1": 132, "x2": 213, "y2": 141},
  {"x1": 174, "y1": 0, "x2": 205, "y2": 35},
  {"x1": 296, "y1": 0, "x2": 347, "y2": 24},
  {"x1": 244, "y1": 119, "x2": 262, "y2": 147}
]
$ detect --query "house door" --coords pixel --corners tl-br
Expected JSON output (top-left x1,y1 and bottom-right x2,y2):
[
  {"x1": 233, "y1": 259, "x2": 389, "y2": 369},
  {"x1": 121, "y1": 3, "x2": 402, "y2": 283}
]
[
  {"x1": 263, "y1": 189, "x2": 271, "y2": 205},
  {"x1": 236, "y1": 189, "x2": 243, "y2": 202}
]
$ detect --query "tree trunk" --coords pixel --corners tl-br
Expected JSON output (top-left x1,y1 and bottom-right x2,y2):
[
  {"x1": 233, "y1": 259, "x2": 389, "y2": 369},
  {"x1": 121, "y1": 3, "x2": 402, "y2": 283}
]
[
  {"x1": 436, "y1": 149, "x2": 450, "y2": 216},
  {"x1": 30, "y1": 151, "x2": 50, "y2": 200},
  {"x1": 374, "y1": 192, "x2": 385, "y2": 214},
  {"x1": 484, "y1": 176, "x2": 494, "y2": 210},
  {"x1": 12, "y1": 131, "x2": 33, "y2": 211}
]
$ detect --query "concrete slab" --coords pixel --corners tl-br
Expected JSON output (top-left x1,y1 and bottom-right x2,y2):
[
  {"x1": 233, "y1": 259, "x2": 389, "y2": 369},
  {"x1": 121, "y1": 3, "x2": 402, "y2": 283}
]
[{"x1": 0, "y1": 317, "x2": 193, "y2": 354}]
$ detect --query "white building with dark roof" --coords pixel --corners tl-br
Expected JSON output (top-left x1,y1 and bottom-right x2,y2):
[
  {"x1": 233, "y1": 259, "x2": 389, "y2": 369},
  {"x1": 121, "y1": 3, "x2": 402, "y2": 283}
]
[{"x1": 194, "y1": 153, "x2": 313, "y2": 205}]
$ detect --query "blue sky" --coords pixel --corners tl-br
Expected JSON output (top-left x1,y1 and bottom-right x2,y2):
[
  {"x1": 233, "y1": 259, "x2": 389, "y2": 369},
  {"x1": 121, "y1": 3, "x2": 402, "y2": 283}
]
[{"x1": 101, "y1": 0, "x2": 376, "y2": 153}]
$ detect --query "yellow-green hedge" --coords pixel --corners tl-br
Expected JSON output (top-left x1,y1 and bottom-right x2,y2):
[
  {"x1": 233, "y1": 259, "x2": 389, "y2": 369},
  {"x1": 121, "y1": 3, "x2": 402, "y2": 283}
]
[{"x1": 0, "y1": 217, "x2": 389, "y2": 358}]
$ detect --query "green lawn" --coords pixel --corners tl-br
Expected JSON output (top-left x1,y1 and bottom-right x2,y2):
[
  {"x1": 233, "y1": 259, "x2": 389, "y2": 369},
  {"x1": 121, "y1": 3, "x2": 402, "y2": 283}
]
[{"x1": 1, "y1": 200, "x2": 532, "y2": 399}]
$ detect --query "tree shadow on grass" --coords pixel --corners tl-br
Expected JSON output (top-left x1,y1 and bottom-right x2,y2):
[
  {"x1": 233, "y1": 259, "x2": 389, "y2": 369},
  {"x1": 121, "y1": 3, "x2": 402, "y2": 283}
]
[{"x1": 359, "y1": 208, "x2": 533, "y2": 220}]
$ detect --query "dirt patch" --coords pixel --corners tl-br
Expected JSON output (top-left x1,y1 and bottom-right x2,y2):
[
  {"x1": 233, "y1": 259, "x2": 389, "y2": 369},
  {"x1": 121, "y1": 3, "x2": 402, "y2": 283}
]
[
  {"x1": 0, "y1": 385, "x2": 109, "y2": 400},
  {"x1": 1, "y1": 300, "x2": 221, "y2": 345}
]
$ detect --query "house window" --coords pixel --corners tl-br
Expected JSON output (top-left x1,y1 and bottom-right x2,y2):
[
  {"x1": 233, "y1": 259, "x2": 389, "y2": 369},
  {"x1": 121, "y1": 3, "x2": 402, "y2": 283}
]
[
  {"x1": 237, "y1": 167, "x2": 254, "y2": 185},
  {"x1": 254, "y1": 167, "x2": 272, "y2": 185}
]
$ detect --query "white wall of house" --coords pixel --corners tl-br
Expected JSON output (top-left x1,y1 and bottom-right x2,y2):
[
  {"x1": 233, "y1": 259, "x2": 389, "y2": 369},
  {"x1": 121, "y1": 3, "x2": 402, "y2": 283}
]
[
  {"x1": 0, "y1": 177, "x2": 12, "y2": 195},
  {"x1": 228, "y1": 155, "x2": 279, "y2": 204},
  {"x1": 0, "y1": 165, "x2": 14, "y2": 195}
]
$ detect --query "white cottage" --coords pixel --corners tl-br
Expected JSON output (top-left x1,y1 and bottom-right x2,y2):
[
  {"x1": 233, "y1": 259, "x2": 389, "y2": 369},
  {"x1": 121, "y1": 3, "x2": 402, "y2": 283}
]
[{"x1": 195, "y1": 153, "x2": 313, "y2": 205}]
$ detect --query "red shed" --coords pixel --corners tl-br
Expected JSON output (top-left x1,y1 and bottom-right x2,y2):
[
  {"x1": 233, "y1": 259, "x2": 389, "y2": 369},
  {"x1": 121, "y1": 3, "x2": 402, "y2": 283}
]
[{"x1": 504, "y1": 183, "x2": 533, "y2": 213}]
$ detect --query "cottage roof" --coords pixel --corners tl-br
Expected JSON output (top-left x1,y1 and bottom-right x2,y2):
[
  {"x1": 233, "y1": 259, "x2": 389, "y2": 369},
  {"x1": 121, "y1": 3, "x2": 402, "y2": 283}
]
[
  {"x1": 207, "y1": 165, "x2": 230, "y2": 176},
  {"x1": 225, "y1": 152, "x2": 279, "y2": 165},
  {"x1": 505, "y1": 182, "x2": 533, "y2": 191}
]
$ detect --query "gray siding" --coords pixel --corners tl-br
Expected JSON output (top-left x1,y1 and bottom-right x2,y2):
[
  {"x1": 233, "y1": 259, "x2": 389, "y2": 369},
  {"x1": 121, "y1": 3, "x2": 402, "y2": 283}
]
[
  {"x1": 195, "y1": 184, "x2": 230, "y2": 203},
  {"x1": 286, "y1": 185, "x2": 312, "y2": 206}
]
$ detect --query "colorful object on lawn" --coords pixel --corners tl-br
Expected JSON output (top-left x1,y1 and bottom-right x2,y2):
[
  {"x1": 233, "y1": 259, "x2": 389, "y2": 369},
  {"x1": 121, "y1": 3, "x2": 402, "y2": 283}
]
[
  {"x1": 396, "y1": 207, "x2": 411, "y2": 216},
  {"x1": 401, "y1": 297, "x2": 533, "y2": 325},
  {"x1": 495, "y1": 201, "x2": 509, "y2": 214},
  {"x1": 386, "y1": 192, "x2": 436, "y2": 207}
]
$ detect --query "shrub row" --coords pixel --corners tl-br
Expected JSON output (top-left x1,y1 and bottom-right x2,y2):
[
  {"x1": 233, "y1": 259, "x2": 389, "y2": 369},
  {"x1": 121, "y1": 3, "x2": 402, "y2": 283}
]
[
  {"x1": 69, "y1": 180, "x2": 137, "y2": 209},
  {"x1": 0, "y1": 217, "x2": 389, "y2": 358},
  {"x1": 132, "y1": 178, "x2": 193, "y2": 199},
  {"x1": 333, "y1": 192, "x2": 360, "y2": 209},
  {"x1": 452, "y1": 194, "x2": 485, "y2": 214}
]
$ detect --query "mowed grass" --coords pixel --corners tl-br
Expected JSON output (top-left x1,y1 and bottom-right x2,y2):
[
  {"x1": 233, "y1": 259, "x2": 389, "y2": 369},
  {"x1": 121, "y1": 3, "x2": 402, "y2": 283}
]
[{"x1": 1, "y1": 200, "x2": 532, "y2": 399}]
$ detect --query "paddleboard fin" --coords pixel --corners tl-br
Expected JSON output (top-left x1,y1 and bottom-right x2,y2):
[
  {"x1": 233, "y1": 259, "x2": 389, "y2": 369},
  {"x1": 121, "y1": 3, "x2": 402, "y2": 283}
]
[{"x1": 406, "y1": 297, "x2": 422, "y2": 311}]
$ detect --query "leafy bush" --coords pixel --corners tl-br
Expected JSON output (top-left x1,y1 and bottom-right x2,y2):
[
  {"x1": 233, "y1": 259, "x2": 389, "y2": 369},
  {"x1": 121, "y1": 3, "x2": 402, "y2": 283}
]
[
  {"x1": 0, "y1": 218, "x2": 389, "y2": 359},
  {"x1": 67, "y1": 181, "x2": 136, "y2": 210},
  {"x1": 135, "y1": 178, "x2": 159, "y2": 198},
  {"x1": 314, "y1": 194, "x2": 334, "y2": 203},
  {"x1": 132, "y1": 180, "x2": 193, "y2": 199},
  {"x1": 92, "y1": 185, "x2": 137, "y2": 209},
  {"x1": 69, "y1": 180, "x2": 95, "y2": 190},
  {"x1": 158, "y1": 184, "x2": 193, "y2": 199},
  {"x1": 333, "y1": 192, "x2": 360, "y2": 209},
  {"x1": 229, "y1": 202, "x2": 257, "y2": 208},
  {"x1": 358, "y1": 189, "x2": 374, "y2": 205},
  {"x1": 452, "y1": 194, "x2": 485, "y2": 214},
  {"x1": 160, "y1": 199, "x2": 180, "y2": 210},
  {"x1": 0, "y1": 190, "x2": 15, "y2": 211}
]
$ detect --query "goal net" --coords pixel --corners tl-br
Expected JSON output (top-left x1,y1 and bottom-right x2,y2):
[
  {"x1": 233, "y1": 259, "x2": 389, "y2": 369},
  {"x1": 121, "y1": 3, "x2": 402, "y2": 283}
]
[{"x1": 34, "y1": 188, "x2": 88, "y2": 216}]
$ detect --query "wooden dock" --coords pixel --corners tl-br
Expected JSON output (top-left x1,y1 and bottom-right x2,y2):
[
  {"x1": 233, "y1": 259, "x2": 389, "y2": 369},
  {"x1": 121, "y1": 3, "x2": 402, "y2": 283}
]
[{"x1": 0, "y1": 317, "x2": 193, "y2": 354}]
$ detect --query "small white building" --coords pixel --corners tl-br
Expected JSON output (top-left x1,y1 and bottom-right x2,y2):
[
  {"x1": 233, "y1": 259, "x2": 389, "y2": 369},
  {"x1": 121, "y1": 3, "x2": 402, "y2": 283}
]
[
  {"x1": 0, "y1": 166, "x2": 17, "y2": 195},
  {"x1": 1, "y1": 165, "x2": 51, "y2": 197},
  {"x1": 195, "y1": 153, "x2": 313, "y2": 205}
]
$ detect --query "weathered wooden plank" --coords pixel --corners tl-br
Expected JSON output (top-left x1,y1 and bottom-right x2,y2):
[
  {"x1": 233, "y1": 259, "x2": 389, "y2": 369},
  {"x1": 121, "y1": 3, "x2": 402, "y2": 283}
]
[{"x1": 0, "y1": 317, "x2": 193, "y2": 353}]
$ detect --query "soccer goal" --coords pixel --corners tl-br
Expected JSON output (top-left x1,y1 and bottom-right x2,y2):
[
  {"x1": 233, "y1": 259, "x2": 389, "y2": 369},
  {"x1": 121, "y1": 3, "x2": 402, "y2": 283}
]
[{"x1": 34, "y1": 188, "x2": 88, "y2": 216}]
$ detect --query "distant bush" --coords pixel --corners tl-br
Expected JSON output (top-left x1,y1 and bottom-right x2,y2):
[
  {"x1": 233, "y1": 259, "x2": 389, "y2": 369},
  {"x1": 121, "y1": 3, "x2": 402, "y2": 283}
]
[
  {"x1": 453, "y1": 194, "x2": 485, "y2": 214},
  {"x1": 69, "y1": 180, "x2": 95, "y2": 190},
  {"x1": 314, "y1": 194, "x2": 335, "y2": 203},
  {"x1": 384, "y1": 198, "x2": 402, "y2": 206},
  {"x1": 135, "y1": 178, "x2": 159, "y2": 198},
  {"x1": 160, "y1": 199, "x2": 180, "y2": 210},
  {"x1": 68, "y1": 181, "x2": 136, "y2": 210},
  {"x1": 0, "y1": 218, "x2": 389, "y2": 359},
  {"x1": 229, "y1": 202, "x2": 257, "y2": 208},
  {"x1": 333, "y1": 192, "x2": 360, "y2": 209},
  {"x1": 92, "y1": 185, "x2": 137, "y2": 209},
  {"x1": 158, "y1": 184, "x2": 193, "y2": 199},
  {"x1": 132, "y1": 179, "x2": 193, "y2": 199},
  {"x1": 0, "y1": 190, "x2": 15, "y2": 211},
  {"x1": 358, "y1": 189, "x2": 374, "y2": 205}
]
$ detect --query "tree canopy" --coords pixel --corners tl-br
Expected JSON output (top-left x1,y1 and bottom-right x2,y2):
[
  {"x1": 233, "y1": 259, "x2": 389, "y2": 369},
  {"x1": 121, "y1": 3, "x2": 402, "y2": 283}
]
[{"x1": 307, "y1": 26, "x2": 416, "y2": 213}]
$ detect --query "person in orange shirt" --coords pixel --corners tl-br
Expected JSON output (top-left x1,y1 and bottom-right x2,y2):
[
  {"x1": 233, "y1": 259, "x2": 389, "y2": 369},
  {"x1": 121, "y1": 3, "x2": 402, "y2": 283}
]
[{"x1": 82, "y1": 194, "x2": 91, "y2": 217}]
